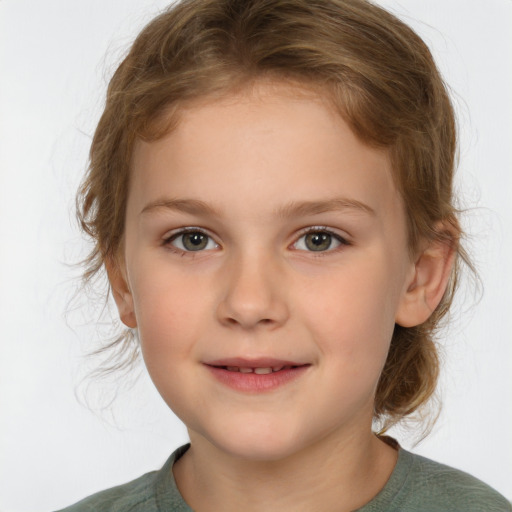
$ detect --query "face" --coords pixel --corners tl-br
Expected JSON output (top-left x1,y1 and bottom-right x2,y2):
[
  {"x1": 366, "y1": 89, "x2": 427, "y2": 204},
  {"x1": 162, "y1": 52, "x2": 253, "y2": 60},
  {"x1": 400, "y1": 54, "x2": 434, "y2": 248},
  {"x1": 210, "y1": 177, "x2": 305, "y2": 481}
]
[{"x1": 117, "y1": 82, "x2": 417, "y2": 461}]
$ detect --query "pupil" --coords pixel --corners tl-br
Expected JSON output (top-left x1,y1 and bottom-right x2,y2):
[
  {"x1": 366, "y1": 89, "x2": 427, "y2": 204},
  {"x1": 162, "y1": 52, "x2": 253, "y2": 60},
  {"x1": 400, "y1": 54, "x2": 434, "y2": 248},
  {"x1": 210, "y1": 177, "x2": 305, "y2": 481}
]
[
  {"x1": 183, "y1": 232, "x2": 207, "y2": 251},
  {"x1": 306, "y1": 232, "x2": 331, "y2": 251}
]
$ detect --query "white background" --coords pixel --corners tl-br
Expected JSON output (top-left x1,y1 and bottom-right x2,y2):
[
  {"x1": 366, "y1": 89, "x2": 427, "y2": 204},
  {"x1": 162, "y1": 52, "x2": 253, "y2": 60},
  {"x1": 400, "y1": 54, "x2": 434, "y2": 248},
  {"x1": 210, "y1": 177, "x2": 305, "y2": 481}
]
[{"x1": 1, "y1": 0, "x2": 511, "y2": 510}]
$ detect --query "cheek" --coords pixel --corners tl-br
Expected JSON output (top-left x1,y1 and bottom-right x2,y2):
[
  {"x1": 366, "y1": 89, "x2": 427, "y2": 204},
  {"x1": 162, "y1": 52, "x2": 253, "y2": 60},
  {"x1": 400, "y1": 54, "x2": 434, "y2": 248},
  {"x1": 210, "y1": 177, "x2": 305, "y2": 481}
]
[
  {"x1": 130, "y1": 271, "x2": 207, "y2": 414},
  {"x1": 300, "y1": 257, "x2": 399, "y2": 365},
  {"x1": 130, "y1": 267, "x2": 207, "y2": 364}
]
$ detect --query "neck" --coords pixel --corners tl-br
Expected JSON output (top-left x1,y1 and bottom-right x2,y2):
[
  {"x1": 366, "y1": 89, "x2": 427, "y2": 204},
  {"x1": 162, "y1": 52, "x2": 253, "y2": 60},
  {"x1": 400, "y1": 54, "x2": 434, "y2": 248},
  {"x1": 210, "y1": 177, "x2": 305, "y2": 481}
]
[{"x1": 173, "y1": 428, "x2": 398, "y2": 512}]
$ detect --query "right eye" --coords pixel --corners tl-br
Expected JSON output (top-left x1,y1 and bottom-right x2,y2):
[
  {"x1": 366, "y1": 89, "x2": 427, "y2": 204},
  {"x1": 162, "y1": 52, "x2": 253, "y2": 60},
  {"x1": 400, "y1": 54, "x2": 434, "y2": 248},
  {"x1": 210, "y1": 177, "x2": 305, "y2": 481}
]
[{"x1": 165, "y1": 230, "x2": 218, "y2": 252}]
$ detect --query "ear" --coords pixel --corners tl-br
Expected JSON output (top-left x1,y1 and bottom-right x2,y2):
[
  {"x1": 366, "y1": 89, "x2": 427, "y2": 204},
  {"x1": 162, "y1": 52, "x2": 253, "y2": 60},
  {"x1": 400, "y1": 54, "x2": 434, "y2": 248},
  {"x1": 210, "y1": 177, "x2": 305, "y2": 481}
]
[
  {"x1": 395, "y1": 226, "x2": 457, "y2": 328},
  {"x1": 106, "y1": 255, "x2": 137, "y2": 329}
]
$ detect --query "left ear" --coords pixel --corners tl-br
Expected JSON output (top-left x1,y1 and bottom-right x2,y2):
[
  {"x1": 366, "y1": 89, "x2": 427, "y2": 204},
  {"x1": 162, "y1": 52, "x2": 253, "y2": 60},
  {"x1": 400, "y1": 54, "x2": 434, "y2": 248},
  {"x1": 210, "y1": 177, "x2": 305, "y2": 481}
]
[{"x1": 395, "y1": 223, "x2": 458, "y2": 328}]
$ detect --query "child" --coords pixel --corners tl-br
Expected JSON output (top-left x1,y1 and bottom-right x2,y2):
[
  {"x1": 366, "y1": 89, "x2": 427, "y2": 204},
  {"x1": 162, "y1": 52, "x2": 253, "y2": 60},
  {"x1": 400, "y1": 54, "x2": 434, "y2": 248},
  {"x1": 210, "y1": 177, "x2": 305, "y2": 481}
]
[{"x1": 58, "y1": 0, "x2": 511, "y2": 510}]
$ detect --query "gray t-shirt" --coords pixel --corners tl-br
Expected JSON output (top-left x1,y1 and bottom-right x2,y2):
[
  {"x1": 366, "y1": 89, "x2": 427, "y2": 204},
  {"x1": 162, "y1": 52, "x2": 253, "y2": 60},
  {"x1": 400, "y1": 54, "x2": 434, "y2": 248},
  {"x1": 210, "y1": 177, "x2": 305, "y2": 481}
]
[{"x1": 56, "y1": 444, "x2": 511, "y2": 511}]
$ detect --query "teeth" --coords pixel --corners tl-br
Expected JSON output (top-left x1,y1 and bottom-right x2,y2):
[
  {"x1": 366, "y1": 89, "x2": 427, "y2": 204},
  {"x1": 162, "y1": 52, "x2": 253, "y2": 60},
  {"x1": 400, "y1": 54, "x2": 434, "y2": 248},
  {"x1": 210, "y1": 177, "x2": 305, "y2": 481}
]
[
  {"x1": 223, "y1": 366, "x2": 289, "y2": 374},
  {"x1": 254, "y1": 367, "x2": 273, "y2": 374}
]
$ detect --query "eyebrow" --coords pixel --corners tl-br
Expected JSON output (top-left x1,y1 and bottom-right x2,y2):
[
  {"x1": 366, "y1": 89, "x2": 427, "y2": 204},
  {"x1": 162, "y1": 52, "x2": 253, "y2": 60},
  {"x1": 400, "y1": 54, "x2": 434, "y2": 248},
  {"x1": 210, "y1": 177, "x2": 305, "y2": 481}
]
[
  {"x1": 140, "y1": 197, "x2": 375, "y2": 218},
  {"x1": 141, "y1": 198, "x2": 220, "y2": 217},
  {"x1": 275, "y1": 198, "x2": 376, "y2": 218}
]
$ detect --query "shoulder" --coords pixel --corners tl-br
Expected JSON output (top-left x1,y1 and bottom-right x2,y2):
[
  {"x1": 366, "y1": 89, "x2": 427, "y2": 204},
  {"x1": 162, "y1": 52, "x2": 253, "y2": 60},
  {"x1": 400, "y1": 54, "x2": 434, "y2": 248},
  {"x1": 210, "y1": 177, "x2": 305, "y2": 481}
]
[
  {"x1": 395, "y1": 450, "x2": 511, "y2": 512},
  {"x1": 54, "y1": 445, "x2": 191, "y2": 512},
  {"x1": 54, "y1": 470, "x2": 159, "y2": 512}
]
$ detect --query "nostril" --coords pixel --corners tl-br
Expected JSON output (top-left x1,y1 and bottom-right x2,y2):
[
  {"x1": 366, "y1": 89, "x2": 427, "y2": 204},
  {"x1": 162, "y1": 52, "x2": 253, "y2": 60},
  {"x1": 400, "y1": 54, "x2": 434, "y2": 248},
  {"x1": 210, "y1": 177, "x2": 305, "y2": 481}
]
[
  {"x1": 223, "y1": 316, "x2": 274, "y2": 327},
  {"x1": 216, "y1": 285, "x2": 289, "y2": 329}
]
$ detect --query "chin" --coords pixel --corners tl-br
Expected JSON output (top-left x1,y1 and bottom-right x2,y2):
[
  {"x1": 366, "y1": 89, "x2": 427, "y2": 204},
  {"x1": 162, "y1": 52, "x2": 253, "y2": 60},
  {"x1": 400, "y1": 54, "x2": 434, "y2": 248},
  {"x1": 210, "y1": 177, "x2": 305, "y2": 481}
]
[
  {"x1": 200, "y1": 420, "x2": 307, "y2": 462},
  {"x1": 217, "y1": 439, "x2": 301, "y2": 462}
]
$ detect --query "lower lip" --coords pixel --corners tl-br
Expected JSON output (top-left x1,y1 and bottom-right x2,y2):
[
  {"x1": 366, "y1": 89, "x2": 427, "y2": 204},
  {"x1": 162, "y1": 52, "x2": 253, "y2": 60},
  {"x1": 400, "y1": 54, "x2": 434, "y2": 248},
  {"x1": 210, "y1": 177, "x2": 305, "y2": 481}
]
[{"x1": 205, "y1": 365, "x2": 310, "y2": 392}]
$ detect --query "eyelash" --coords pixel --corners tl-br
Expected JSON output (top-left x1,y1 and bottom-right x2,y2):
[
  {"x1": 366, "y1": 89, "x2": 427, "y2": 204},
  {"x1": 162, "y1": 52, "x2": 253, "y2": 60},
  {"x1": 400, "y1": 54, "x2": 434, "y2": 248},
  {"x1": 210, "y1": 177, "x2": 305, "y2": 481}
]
[
  {"x1": 292, "y1": 226, "x2": 350, "y2": 257},
  {"x1": 162, "y1": 226, "x2": 350, "y2": 256},
  {"x1": 162, "y1": 227, "x2": 217, "y2": 256}
]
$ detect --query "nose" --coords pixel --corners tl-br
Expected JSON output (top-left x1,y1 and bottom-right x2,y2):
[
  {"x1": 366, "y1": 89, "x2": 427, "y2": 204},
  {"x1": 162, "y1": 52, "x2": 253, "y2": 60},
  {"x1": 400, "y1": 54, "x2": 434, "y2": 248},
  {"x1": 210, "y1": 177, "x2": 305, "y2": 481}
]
[{"x1": 216, "y1": 251, "x2": 290, "y2": 330}]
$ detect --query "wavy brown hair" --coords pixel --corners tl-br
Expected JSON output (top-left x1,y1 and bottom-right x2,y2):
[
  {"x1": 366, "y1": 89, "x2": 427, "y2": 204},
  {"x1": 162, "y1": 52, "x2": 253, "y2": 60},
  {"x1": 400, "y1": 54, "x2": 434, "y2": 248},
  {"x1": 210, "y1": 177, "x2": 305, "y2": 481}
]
[{"x1": 78, "y1": 0, "x2": 472, "y2": 430}]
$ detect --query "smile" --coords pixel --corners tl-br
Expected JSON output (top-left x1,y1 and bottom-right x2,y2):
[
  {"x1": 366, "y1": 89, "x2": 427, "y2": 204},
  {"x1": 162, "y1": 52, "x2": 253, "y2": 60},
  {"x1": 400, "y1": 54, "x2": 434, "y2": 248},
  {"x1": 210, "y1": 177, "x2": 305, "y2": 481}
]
[
  {"x1": 223, "y1": 365, "x2": 295, "y2": 374},
  {"x1": 204, "y1": 359, "x2": 310, "y2": 392}
]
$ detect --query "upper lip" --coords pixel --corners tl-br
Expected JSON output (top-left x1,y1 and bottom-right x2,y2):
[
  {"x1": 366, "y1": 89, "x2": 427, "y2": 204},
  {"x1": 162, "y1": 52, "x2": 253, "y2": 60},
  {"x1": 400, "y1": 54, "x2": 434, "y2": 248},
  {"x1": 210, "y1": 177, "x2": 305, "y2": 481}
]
[{"x1": 204, "y1": 357, "x2": 308, "y2": 368}]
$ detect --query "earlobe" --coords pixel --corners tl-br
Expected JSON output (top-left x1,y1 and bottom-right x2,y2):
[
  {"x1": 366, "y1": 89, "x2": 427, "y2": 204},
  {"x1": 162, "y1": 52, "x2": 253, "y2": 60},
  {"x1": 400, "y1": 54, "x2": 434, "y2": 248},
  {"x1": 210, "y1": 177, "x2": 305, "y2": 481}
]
[
  {"x1": 106, "y1": 257, "x2": 137, "y2": 329},
  {"x1": 395, "y1": 229, "x2": 457, "y2": 328}
]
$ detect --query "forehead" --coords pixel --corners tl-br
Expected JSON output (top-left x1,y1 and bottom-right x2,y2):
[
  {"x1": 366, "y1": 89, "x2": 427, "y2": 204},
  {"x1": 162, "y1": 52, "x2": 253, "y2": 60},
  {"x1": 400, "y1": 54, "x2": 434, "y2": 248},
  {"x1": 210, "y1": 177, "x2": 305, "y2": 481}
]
[{"x1": 129, "y1": 81, "x2": 402, "y2": 224}]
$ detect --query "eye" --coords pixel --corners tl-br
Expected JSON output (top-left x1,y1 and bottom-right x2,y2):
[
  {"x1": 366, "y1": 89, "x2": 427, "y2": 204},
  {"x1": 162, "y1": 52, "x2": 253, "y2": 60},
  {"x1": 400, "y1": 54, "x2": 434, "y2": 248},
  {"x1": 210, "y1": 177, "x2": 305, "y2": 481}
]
[
  {"x1": 166, "y1": 229, "x2": 218, "y2": 252},
  {"x1": 293, "y1": 229, "x2": 348, "y2": 252}
]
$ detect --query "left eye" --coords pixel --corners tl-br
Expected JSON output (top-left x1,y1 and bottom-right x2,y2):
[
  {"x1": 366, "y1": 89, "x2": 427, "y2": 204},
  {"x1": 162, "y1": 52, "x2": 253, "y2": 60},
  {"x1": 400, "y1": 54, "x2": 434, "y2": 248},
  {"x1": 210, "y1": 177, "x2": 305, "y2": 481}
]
[
  {"x1": 168, "y1": 231, "x2": 218, "y2": 252},
  {"x1": 294, "y1": 231, "x2": 346, "y2": 252}
]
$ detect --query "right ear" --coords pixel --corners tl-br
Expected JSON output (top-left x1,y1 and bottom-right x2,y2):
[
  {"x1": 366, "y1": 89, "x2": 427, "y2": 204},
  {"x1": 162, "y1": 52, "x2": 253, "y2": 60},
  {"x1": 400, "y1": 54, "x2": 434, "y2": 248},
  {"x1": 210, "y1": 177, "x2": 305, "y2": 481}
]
[{"x1": 105, "y1": 256, "x2": 137, "y2": 328}]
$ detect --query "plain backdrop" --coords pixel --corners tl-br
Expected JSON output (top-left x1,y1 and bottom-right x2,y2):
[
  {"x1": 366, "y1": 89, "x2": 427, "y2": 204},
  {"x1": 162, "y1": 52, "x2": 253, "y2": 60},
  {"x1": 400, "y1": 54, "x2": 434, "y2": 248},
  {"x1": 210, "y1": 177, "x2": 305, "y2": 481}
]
[{"x1": 1, "y1": 0, "x2": 511, "y2": 510}]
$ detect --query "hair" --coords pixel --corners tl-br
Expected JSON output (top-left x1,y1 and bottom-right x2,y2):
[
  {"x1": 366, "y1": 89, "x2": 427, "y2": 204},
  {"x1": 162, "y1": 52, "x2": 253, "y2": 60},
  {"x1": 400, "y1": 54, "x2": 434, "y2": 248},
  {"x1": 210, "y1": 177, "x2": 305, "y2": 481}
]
[{"x1": 77, "y1": 0, "x2": 472, "y2": 431}]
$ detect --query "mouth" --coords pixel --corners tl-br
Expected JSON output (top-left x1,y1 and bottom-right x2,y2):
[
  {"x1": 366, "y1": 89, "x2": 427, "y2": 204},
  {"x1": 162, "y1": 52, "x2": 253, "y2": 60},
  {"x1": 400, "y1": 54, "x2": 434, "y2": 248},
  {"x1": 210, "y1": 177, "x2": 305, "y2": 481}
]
[
  {"x1": 204, "y1": 357, "x2": 308, "y2": 372},
  {"x1": 210, "y1": 365, "x2": 301, "y2": 374},
  {"x1": 203, "y1": 358, "x2": 311, "y2": 392}
]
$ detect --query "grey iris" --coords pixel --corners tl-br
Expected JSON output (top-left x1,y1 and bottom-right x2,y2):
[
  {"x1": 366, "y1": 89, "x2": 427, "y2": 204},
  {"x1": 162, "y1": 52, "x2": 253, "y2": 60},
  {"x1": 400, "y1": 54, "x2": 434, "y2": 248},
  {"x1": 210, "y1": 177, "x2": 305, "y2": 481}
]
[
  {"x1": 183, "y1": 232, "x2": 208, "y2": 251},
  {"x1": 305, "y1": 232, "x2": 332, "y2": 251}
]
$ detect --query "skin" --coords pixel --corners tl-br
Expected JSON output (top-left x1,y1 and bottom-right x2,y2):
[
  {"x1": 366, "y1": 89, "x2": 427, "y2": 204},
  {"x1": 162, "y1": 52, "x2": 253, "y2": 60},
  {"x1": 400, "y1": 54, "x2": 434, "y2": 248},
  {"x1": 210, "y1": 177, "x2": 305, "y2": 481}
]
[{"x1": 110, "y1": 81, "x2": 455, "y2": 511}]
